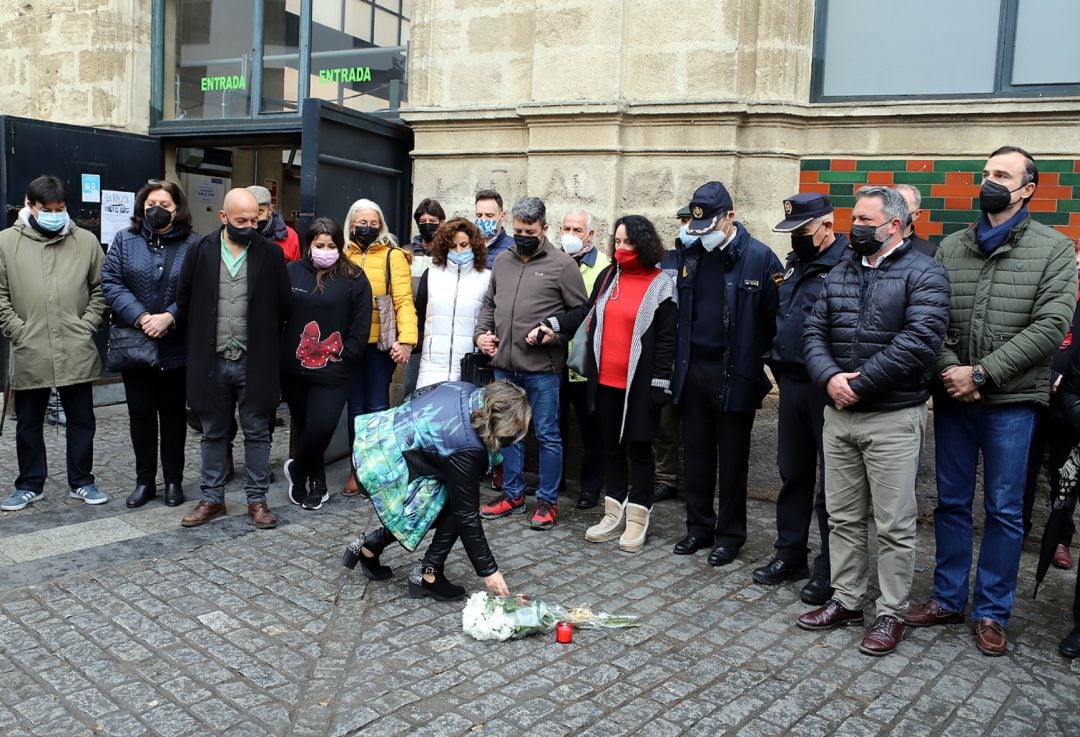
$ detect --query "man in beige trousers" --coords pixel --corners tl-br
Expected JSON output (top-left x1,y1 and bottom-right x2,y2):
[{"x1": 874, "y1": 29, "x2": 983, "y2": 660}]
[{"x1": 796, "y1": 186, "x2": 950, "y2": 656}]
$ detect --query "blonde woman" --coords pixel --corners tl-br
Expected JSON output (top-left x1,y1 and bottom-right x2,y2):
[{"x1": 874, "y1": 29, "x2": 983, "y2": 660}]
[
  {"x1": 342, "y1": 380, "x2": 530, "y2": 601},
  {"x1": 341, "y1": 198, "x2": 418, "y2": 495}
]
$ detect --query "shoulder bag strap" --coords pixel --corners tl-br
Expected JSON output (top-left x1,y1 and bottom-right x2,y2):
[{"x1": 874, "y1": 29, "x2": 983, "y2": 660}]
[{"x1": 153, "y1": 242, "x2": 179, "y2": 313}]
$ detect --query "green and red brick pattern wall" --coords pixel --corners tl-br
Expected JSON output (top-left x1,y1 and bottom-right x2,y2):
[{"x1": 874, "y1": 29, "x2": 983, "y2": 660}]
[{"x1": 799, "y1": 158, "x2": 1080, "y2": 242}]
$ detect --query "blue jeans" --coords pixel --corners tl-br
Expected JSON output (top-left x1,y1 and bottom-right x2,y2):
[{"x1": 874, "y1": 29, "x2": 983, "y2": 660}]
[
  {"x1": 347, "y1": 347, "x2": 397, "y2": 443},
  {"x1": 494, "y1": 369, "x2": 562, "y2": 504},
  {"x1": 932, "y1": 400, "x2": 1038, "y2": 625}
]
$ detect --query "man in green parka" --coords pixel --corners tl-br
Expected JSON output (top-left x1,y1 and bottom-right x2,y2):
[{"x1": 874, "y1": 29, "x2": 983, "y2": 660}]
[
  {"x1": 0, "y1": 175, "x2": 107, "y2": 511},
  {"x1": 906, "y1": 147, "x2": 1076, "y2": 656}
]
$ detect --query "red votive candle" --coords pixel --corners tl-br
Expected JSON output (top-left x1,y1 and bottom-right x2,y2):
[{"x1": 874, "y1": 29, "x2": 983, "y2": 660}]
[{"x1": 556, "y1": 621, "x2": 573, "y2": 644}]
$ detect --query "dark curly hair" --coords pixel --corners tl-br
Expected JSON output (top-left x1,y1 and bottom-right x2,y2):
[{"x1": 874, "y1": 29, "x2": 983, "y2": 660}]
[
  {"x1": 430, "y1": 217, "x2": 488, "y2": 269},
  {"x1": 304, "y1": 217, "x2": 360, "y2": 292},
  {"x1": 129, "y1": 179, "x2": 193, "y2": 235},
  {"x1": 610, "y1": 214, "x2": 665, "y2": 268}
]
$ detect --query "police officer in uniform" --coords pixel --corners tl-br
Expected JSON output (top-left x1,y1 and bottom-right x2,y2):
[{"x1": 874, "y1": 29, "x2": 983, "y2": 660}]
[
  {"x1": 752, "y1": 193, "x2": 851, "y2": 604},
  {"x1": 671, "y1": 181, "x2": 783, "y2": 566}
]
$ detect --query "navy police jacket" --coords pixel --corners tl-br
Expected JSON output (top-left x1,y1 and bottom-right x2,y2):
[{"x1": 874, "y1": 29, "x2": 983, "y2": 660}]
[
  {"x1": 671, "y1": 224, "x2": 783, "y2": 412},
  {"x1": 768, "y1": 233, "x2": 851, "y2": 379}
]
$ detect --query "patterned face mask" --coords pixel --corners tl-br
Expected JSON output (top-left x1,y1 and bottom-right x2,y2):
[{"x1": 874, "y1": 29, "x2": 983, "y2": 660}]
[{"x1": 475, "y1": 218, "x2": 499, "y2": 239}]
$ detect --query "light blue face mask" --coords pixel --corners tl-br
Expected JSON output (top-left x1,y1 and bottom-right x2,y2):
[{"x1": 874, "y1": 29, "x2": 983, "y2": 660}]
[
  {"x1": 699, "y1": 228, "x2": 726, "y2": 252},
  {"x1": 475, "y1": 218, "x2": 498, "y2": 240},
  {"x1": 448, "y1": 249, "x2": 475, "y2": 266},
  {"x1": 35, "y1": 210, "x2": 69, "y2": 233}
]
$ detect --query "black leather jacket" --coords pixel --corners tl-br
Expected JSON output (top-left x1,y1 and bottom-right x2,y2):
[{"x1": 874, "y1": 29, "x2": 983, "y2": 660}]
[{"x1": 403, "y1": 382, "x2": 498, "y2": 576}]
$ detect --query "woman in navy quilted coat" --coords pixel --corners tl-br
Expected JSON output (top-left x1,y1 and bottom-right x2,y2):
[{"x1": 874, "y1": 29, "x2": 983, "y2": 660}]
[{"x1": 101, "y1": 180, "x2": 199, "y2": 509}]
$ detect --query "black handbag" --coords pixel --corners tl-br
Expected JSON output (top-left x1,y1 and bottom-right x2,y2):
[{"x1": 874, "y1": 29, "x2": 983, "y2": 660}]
[
  {"x1": 460, "y1": 351, "x2": 495, "y2": 387},
  {"x1": 105, "y1": 325, "x2": 160, "y2": 372},
  {"x1": 106, "y1": 243, "x2": 177, "y2": 372}
]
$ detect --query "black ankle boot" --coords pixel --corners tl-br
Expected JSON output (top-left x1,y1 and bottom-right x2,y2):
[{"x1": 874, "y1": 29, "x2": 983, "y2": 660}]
[
  {"x1": 163, "y1": 482, "x2": 184, "y2": 507},
  {"x1": 126, "y1": 484, "x2": 157, "y2": 508},
  {"x1": 408, "y1": 565, "x2": 466, "y2": 602},
  {"x1": 341, "y1": 530, "x2": 394, "y2": 580},
  {"x1": 1062, "y1": 626, "x2": 1080, "y2": 658}
]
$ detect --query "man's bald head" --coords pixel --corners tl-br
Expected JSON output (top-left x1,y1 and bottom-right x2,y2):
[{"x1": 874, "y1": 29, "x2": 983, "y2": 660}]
[{"x1": 219, "y1": 188, "x2": 260, "y2": 230}]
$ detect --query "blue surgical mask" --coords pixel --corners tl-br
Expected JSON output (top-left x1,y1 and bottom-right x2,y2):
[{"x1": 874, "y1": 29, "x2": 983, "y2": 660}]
[
  {"x1": 447, "y1": 250, "x2": 475, "y2": 266},
  {"x1": 475, "y1": 218, "x2": 498, "y2": 240},
  {"x1": 35, "y1": 210, "x2": 69, "y2": 233},
  {"x1": 699, "y1": 229, "x2": 725, "y2": 252}
]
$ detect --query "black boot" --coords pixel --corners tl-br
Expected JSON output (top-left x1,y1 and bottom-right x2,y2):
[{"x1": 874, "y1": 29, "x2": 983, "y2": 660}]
[
  {"x1": 1065, "y1": 567, "x2": 1080, "y2": 658},
  {"x1": 1061, "y1": 627, "x2": 1080, "y2": 658},
  {"x1": 576, "y1": 488, "x2": 600, "y2": 509},
  {"x1": 126, "y1": 484, "x2": 157, "y2": 508},
  {"x1": 342, "y1": 529, "x2": 394, "y2": 580},
  {"x1": 408, "y1": 565, "x2": 466, "y2": 602},
  {"x1": 163, "y1": 483, "x2": 184, "y2": 507}
]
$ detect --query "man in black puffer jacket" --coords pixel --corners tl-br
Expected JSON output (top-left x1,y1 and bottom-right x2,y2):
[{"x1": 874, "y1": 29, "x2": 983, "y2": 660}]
[{"x1": 796, "y1": 186, "x2": 949, "y2": 658}]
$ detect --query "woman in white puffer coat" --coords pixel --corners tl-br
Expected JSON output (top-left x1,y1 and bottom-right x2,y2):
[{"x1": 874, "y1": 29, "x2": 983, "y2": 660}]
[{"x1": 414, "y1": 218, "x2": 491, "y2": 389}]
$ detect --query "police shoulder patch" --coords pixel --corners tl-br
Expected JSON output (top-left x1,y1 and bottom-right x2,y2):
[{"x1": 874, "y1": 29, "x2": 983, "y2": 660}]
[{"x1": 771, "y1": 271, "x2": 784, "y2": 285}]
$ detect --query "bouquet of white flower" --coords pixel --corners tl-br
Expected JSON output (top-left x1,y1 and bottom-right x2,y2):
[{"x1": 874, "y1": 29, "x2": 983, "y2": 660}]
[{"x1": 461, "y1": 592, "x2": 639, "y2": 642}]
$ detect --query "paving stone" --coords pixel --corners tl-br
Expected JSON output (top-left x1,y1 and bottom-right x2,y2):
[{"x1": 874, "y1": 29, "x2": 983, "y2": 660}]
[{"x1": 2, "y1": 402, "x2": 1080, "y2": 736}]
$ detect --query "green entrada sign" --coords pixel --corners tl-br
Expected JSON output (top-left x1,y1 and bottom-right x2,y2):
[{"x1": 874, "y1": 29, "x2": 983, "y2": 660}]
[
  {"x1": 318, "y1": 66, "x2": 372, "y2": 83},
  {"x1": 200, "y1": 75, "x2": 246, "y2": 92}
]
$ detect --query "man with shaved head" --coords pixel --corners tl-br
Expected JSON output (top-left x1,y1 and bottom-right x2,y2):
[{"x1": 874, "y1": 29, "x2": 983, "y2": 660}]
[{"x1": 176, "y1": 188, "x2": 291, "y2": 529}]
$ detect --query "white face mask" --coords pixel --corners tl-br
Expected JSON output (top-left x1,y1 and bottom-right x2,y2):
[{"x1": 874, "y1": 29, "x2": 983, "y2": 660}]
[
  {"x1": 561, "y1": 234, "x2": 583, "y2": 255},
  {"x1": 699, "y1": 229, "x2": 725, "y2": 252}
]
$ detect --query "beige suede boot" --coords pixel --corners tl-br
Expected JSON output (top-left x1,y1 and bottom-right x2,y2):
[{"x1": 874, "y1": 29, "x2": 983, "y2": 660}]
[
  {"x1": 619, "y1": 503, "x2": 651, "y2": 552},
  {"x1": 585, "y1": 496, "x2": 626, "y2": 542}
]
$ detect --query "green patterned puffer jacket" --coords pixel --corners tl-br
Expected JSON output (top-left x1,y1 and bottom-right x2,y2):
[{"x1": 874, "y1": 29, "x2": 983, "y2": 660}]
[{"x1": 352, "y1": 381, "x2": 500, "y2": 575}]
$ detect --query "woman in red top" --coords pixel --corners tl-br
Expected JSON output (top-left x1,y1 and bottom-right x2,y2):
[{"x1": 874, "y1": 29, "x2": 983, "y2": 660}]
[{"x1": 534, "y1": 215, "x2": 677, "y2": 551}]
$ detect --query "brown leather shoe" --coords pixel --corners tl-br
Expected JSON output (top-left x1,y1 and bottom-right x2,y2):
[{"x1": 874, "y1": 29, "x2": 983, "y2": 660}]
[
  {"x1": 904, "y1": 599, "x2": 963, "y2": 627},
  {"x1": 974, "y1": 618, "x2": 1007, "y2": 656},
  {"x1": 248, "y1": 502, "x2": 278, "y2": 529},
  {"x1": 342, "y1": 470, "x2": 360, "y2": 497},
  {"x1": 181, "y1": 501, "x2": 226, "y2": 527},
  {"x1": 1053, "y1": 543, "x2": 1074, "y2": 570},
  {"x1": 797, "y1": 599, "x2": 863, "y2": 631},
  {"x1": 859, "y1": 615, "x2": 904, "y2": 656}
]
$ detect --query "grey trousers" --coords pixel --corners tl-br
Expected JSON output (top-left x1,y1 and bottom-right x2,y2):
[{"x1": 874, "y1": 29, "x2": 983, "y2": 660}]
[
  {"x1": 198, "y1": 356, "x2": 271, "y2": 504},
  {"x1": 822, "y1": 404, "x2": 925, "y2": 618}
]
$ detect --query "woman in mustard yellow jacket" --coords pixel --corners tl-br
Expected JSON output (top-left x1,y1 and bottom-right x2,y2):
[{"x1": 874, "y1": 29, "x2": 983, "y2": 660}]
[{"x1": 341, "y1": 198, "x2": 418, "y2": 494}]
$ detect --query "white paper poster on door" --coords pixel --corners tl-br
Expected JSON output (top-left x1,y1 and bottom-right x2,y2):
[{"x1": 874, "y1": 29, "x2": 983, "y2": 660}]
[{"x1": 100, "y1": 190, "x2": 135, "y2": 246}]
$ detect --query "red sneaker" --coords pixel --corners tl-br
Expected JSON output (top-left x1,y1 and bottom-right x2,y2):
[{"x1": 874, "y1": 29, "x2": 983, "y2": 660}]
[
  {"x1": 529, "y1": 501, "x2": 558, "y2": 530},
  {"x1": 480, "y1": 494, "x2": 525, "y2": 519}
]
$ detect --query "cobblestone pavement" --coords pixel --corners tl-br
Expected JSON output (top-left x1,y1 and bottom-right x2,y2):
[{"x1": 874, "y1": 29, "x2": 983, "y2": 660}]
[{"x1": 0, "y1": 402, "x2": 1078, "y2": 737}]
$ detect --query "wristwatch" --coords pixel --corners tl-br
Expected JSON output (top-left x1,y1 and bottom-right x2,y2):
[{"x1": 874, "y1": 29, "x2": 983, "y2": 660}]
[{"x1": 971, "y1": 365, "x2": 987, "y2": 386}]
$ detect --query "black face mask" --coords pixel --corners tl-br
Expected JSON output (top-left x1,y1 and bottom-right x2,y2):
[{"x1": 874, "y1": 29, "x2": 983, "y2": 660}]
[
  {"x1": 225, "y1": 222, "x2": 255, "y2": 246},
  {"x1": 790, "y1": 233, "x2": 818, "y2": 261},
  {"x1": 849, "y1": 223, "x2": 887, "y2": 257},
  {"x1": 352, "y1": 225, "x2": 378, "y2": 247},
  {"x1": 514, "y1": 234, "x2": 541, "y2": 256},
  {"x1": 418, "y1": 222, "x2": 439, "y2": 241},
  {"x1": 145, "y1": 205, "x2": 173, "y2": 231},
  {"x1": 257, "y1": 217, "x2": 274, "y2": 236},
  {"x1": 979, "y1": 179, "x2": 1023, "y2": 215}
]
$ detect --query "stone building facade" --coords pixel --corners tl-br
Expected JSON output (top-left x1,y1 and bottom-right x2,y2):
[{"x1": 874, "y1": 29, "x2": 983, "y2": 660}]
[
  {"x1": 402, "y1": 0, "x2": 1080, "y2": 248},
  {"x1": 0, "y1": 0, "x2": 151, "y2": 134},
  {"x1": 1, "y1": 0, "x2": 1078, "y2": 250}
]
